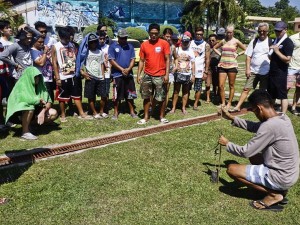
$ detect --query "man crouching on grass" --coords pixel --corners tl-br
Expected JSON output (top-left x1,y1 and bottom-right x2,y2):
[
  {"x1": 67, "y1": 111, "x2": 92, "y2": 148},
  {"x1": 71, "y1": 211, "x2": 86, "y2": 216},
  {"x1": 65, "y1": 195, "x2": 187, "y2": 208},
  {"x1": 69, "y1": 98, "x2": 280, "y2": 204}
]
[{"x1": 218, "y1": 89, "x2": 299, "y2": 212}]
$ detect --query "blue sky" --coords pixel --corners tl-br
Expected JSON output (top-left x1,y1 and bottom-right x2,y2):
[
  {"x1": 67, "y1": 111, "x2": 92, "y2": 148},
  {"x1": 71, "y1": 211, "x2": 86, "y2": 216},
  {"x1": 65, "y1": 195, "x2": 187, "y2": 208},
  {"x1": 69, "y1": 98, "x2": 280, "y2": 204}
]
[{"x1": 260, "y1": 0, "x2": 300, "y2": 9}]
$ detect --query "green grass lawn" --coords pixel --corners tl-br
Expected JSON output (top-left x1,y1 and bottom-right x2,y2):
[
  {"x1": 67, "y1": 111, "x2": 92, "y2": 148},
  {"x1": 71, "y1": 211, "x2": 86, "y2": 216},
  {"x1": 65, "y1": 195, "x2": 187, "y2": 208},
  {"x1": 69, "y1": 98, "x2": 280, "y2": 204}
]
[{"x1": 0, "y1": 113, "x2": 300, "y2": 224}]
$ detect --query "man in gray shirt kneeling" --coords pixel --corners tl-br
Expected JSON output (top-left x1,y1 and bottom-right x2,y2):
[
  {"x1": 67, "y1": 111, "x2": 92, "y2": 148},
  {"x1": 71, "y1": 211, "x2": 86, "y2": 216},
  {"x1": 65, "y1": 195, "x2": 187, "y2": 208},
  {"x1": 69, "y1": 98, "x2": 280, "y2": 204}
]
[{"x1": 219, "y1": 89, "x2": 299, "y2": 212}]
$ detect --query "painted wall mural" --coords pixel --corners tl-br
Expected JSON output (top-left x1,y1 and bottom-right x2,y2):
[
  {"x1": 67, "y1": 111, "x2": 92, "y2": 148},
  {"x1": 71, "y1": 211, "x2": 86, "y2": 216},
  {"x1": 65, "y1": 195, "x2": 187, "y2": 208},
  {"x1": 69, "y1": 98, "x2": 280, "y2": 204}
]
[
  {"x1": 37, "y1": 0, "x2": 183, "y2": 29},
  {"x1": 37, "y1": 0, "x2": 99, "y2": 30}
]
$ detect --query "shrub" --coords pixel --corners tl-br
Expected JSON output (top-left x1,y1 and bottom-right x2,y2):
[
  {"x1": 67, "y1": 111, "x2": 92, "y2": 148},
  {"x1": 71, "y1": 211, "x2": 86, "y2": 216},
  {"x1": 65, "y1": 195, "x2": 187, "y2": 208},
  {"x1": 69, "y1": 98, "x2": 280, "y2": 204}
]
[
  {"x1": 125, "y1": 27, "x2": 149, "y2": 41},
  {"x1": 159, "y1": 25, "x2": 179, "y2": 35},
  {"x1": 82, "y1": 24, "x2": 114, "y2": 38},
  {"x1": 234, "y1": 29, "x2": 245, "y2": 42}
]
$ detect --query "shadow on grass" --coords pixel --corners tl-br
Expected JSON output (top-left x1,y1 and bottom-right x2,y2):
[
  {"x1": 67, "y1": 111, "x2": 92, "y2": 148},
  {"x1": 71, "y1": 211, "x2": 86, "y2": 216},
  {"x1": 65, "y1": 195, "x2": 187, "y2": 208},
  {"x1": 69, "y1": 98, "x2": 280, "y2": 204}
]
[
  {"x1": 1, "y1": 147, "x2": 52, "y2": 184},
  {"x1": 0, "y1": 162, "x2": 33, "y2": 185},
  {"x1": 10, "y1": 122, "x2": 62, "y2": 138}
]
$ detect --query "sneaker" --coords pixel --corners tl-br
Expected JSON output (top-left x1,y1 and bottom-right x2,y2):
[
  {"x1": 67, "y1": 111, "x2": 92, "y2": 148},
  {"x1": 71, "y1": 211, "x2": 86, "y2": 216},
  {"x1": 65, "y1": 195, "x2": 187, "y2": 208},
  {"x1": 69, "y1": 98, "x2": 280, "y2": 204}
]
[
  {"x1": 111, "y1": 115, "x2": 118, "y2": 120},
  {"x1": 21, "y1": 132, "x2": 37, "y2": 140},
  {"x1": 100, "y1": 113, "x2": 109, "y2": 118},
  {"x1": 291, "y1": 109, "x2": 300, "y2": 116},
  {"x1": 93, "y1": 114, "x2": 101, "y2": 119}
]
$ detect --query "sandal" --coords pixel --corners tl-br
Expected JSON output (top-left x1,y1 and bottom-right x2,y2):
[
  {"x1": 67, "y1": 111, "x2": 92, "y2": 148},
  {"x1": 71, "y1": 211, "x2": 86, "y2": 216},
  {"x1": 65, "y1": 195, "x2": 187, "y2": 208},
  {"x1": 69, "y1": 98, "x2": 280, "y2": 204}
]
[
  {"x1": 249, "y1": 200, "x2": 284, "y2": 212},
  {"x1": 78, "y1": 114, "x2": 93, "y2": 120},
  {"x1": 228, "y1": 108, "x2": 240, "y2": 113},
  {"x1": 137, "y1": 119, "x2": 148, "y2": 125},
  {"x1": 130, "y1": 113, "x2": 138, "y2": 118},
  {"x1": 160, "y1": 118, "x2": 169, "y2": 124},
  {"x1": 59, "y1": 116, "x2": 68, "y2": 123}
]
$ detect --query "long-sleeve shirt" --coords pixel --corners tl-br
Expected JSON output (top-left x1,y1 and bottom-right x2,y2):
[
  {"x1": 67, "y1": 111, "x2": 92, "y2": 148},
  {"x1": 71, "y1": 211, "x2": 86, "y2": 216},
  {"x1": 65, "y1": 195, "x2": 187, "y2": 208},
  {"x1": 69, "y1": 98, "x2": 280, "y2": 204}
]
[
  {"x1": 0, "y1": 42, "x2": 32, "y2": 79},
  {"x1": 227, "y1": 114, "x2": 299, "y2": 189}
]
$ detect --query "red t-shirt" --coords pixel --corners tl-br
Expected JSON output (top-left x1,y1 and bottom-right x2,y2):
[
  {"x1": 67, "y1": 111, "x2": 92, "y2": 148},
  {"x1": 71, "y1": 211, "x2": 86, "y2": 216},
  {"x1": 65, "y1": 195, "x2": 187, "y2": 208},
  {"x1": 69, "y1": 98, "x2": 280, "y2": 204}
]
[{"x1": 139, "y1": 38, "x2": 170, "y2": 76}]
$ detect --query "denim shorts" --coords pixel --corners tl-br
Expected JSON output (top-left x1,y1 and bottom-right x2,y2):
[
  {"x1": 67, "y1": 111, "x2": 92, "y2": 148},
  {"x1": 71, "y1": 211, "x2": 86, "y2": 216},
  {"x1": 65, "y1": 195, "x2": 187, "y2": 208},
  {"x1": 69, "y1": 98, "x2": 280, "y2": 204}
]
[{"x1": 246, "y1": 164, "x2": 285, "y2": 191}]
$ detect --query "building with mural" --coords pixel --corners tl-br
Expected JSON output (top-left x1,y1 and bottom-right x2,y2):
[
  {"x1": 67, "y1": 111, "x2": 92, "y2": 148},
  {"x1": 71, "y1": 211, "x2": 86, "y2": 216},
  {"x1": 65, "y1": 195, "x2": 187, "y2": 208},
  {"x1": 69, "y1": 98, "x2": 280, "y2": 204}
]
[{"x1": 11, "y1": 0, "x2": 184, "y2": 33}]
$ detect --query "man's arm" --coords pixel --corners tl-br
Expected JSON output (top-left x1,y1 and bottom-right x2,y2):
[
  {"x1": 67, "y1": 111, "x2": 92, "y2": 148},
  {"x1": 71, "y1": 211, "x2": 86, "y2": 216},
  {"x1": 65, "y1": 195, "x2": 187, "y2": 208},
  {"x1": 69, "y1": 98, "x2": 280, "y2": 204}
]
[
  {"x1": 245, "y1": 55, "x2": 252, "y2": 78},
  {"x1": 272, "y1": 45, "x2": 292, "y2": 64},
  {"x1": 0, "y1": 44, "x2": 19, "y2": 67},
  {"x1": 136, "y1": 58, "x2": 145, "y2": 84},
  {"x1": 203, "y1": 43, "x2": 210, "y2": 79},
  {"x1": 51, "y1": 45, "x2": 61, "y2": 86},
  {"x1": 164, "y1": 54, "x2": 170, "y2": 83}
]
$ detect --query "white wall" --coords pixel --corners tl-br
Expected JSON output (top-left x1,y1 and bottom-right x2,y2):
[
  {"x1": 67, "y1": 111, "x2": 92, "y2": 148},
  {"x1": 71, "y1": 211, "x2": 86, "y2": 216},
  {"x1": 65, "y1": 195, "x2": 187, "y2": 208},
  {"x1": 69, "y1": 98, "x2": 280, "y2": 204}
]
[{"x1": 12, "y1": 0, "x2": 38, "y2": 27}]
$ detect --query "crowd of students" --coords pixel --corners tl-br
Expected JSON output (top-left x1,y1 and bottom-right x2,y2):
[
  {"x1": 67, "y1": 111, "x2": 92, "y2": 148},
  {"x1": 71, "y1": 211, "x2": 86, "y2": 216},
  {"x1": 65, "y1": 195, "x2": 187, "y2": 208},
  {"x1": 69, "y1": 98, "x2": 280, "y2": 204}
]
[{"x1": 0, "y1": 20, "x2": 299, "y2": 140}]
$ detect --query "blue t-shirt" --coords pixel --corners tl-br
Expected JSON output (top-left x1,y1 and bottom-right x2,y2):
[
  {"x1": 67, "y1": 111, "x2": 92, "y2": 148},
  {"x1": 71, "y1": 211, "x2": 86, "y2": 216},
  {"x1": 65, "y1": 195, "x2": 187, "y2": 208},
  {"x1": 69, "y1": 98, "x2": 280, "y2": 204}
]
[
  {"x1": 31, "y1": 48, "x2": 53, "y2": 82},
  {"x1": 108, "y1": 41, "x2": 135, "y2": 78}
]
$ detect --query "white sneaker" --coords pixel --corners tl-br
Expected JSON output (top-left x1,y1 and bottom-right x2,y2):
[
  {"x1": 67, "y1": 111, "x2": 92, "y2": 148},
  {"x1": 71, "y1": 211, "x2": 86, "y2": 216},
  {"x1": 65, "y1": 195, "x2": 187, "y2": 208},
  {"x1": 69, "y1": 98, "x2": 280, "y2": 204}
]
[
  {"x1": 21, "y1": 132, "x2": 38, "y2": 140},
  {"x1": 100, "y1": 113, "x2": 109, "y2": 118},
  {"x1": 93, "y1": 114, "x2": 101, "y2": 119}
]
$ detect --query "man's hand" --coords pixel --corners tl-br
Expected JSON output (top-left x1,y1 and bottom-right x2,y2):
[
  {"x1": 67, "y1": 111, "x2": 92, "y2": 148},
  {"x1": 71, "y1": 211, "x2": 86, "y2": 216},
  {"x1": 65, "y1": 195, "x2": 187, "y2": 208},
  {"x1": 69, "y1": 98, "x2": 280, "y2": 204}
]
[
  {"x1": 245, "y1": 69, "x2": 251, "y2": 78},
  {"x1": 219, "y1": 135, "x2": 229, "y2": 146},
  {"x1": 163, "y1": 75, "x2": 169, "y2": 84},
  {"x1": 220, "y1": 106, "x2": 235, "y2": 121},
  {"x1": 122, "y1": 68, "x2": 129, "y2": 76},
  {"x1": 37, "y1": 109, "x2": 46, "y2": 125},
  {"x1": 270, "y1": 45, "x2": 280, "y2": 54},
  {"x1": 82, "y1": 71, "x2": 91, "y2": 80},
  {"x1": 136, "y1": 75, "x2": 141, "y2": 84}
]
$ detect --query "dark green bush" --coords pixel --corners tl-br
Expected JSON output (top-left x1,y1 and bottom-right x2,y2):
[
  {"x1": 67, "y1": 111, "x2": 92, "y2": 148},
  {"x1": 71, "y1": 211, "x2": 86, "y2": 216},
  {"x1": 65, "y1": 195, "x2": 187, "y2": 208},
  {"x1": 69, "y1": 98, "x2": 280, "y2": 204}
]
[
  {"x1": 159, "y1": 25, "x2": 179, "y2": 36},
  {"x1": 125, "y1": 27, "x2": 149, "y2": 41},
  {"x1": 234, "y1": 29, "x2": 245, "y2": 42}
]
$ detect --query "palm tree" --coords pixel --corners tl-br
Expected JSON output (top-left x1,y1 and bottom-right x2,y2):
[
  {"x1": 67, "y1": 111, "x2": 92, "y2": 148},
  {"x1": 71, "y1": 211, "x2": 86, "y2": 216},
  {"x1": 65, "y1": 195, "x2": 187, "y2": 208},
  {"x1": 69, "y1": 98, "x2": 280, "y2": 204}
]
[{"x1": 199, "y1": 0, "x2": 244, "y2": 28}]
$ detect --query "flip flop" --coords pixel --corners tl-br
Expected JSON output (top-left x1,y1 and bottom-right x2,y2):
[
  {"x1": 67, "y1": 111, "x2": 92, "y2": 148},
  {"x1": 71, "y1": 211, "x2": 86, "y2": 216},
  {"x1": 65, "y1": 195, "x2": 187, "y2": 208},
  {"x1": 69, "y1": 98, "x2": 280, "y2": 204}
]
[
  {"x1": 228, "y1": 108, "x2": 240, "y2": 113},
  {"x1": 249, "y1": 200, "x2": 284, "y2": 212},
  {"x1": 279, "y1": 197, "x2": 289, "y2": 205},
  {"x1": 137, "y1": 119, "x2": 148, "y2": 125}
]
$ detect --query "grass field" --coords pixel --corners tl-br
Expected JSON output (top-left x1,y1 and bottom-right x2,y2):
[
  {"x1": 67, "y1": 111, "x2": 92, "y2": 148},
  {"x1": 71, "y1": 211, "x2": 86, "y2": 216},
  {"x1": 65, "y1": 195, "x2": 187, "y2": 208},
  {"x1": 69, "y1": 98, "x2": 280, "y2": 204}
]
[
  {"x1": 1, "y1": 56, "x2": 300, "y2": 224},
  {"x1": 0, "y1": 114, "x2": 300, "y2": 224}
]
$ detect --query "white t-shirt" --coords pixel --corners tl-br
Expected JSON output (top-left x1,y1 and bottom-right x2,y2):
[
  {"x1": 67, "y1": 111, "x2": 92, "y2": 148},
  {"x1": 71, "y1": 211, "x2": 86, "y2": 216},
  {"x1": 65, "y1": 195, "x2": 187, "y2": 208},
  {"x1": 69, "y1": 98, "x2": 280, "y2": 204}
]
[
  {"x1": 85, "y1": 49, "x2": 104, "y2": 80},
  {"x1": 100, "y1": 44, "x2": 111, "y2": 79},
  {"x1": 176, "y1": 47, "x2": 195, "y2": 75},
  {"x1": 289, "y1": 33, "x2": 300, "y2": 70},
  {"x1": 44, "y1": 36, "x2": 57, "y2": 48},
  {"x1": 190, "y1": 40, "x2": 207, "y2": 78},
  {"x1": 245, "y1": 38, "x2": 270, "y2": 75}
]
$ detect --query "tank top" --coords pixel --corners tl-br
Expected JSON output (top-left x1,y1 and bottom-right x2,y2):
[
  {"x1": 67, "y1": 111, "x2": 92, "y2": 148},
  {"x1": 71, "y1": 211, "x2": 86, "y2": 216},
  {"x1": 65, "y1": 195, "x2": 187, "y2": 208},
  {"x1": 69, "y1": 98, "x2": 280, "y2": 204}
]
[{"x1": 218, "y1": 39, "x2": 238, "y2": 69}]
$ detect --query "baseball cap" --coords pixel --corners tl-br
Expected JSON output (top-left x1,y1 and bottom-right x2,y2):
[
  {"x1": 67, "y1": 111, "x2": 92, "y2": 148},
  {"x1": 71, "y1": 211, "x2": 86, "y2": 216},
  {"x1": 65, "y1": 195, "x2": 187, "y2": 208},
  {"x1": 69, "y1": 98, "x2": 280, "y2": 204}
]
[
  {"x1": 171, "y1": 34, "x2": 179, "y2": 40},
  {"x1": 183, "y1": 31, "x2": 192, "y2": 38},
  {"x1": 88, "y1": 33, "x2": 98, "y2": 42},
  {"x1": 274, "y1": 21, "x2": 287, "y2": 31},
  {"x1": 117, "y1": 28, "x2": 128, "y2": 37},
  {"x1": 182, "y1": 35, "x2": 191, "y2": 42},
  {"x1": 217, "y1": 27, "x2": 225, "y2": 35}
]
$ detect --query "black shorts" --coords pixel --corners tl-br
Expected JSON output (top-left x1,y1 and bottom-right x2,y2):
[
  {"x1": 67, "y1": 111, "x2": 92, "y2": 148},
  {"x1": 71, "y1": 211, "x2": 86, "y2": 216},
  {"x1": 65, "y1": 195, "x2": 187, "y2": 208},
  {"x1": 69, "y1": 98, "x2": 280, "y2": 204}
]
[
  {"x1": 113, "y1": 76, "x2": 137, "y2": 101},
  {"x1": 84, "y1": 78, "x2": 110, "y2": 99},
  {"x1": 268, "y1": 73, "x2": 288, "y2": 99},
  {"x1": 218, "y1": 67, "x2": 238, "y2": 74},
  {"x1": 57, "y1": 77, "x2": 82, "y2": 102},
  {"x1": 45, "y1": 81, "x2": 55, "y2": 102}
]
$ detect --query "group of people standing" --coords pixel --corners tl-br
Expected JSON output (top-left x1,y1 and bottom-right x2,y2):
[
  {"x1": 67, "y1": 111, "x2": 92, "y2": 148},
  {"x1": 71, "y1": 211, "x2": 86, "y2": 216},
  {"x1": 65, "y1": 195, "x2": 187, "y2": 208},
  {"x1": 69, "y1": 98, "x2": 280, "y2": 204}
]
[{"x1": 0, "y1": 20, "x2": 299, "y2": 140}]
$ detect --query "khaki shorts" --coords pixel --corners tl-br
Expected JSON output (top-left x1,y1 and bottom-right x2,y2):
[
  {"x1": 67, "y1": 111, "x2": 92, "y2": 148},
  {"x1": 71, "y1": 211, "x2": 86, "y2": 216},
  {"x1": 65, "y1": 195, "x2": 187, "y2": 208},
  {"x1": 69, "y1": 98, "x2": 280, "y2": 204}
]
[
  {"x1": 244, "y1": 73, "x2": 268, "y2": 90},
  {"x1": 287, "y1": 68, "x2": 300, "y2": 89},
  {"x1": 140, "y1": 74, "x2": 166, "y2": 101}
]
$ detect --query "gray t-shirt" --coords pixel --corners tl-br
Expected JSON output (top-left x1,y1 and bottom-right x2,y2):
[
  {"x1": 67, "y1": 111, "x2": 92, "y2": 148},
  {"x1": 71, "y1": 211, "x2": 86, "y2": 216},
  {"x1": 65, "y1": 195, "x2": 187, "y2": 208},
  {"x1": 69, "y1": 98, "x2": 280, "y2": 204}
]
[
  {"x1": 0, "y1": 42, "x2": 32, "y2": 79},
  {"x1": 227, "y1": 113, "x2": 299, "y2": 189}
]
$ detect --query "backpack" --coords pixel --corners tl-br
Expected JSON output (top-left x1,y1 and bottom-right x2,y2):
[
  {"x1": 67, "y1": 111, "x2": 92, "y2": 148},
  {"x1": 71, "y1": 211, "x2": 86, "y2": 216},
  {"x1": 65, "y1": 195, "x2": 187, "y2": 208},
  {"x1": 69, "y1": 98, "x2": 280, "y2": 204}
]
[{"x1": 253, "y1": 37, "x2": 273, "y2": 49}]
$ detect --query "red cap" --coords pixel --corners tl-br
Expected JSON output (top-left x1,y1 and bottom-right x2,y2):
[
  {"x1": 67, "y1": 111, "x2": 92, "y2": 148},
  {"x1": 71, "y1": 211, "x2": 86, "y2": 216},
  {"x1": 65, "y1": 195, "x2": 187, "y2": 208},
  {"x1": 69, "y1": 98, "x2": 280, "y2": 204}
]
[{"x1": 183, "y1": 31, "x2": 192, "y2": 38}]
